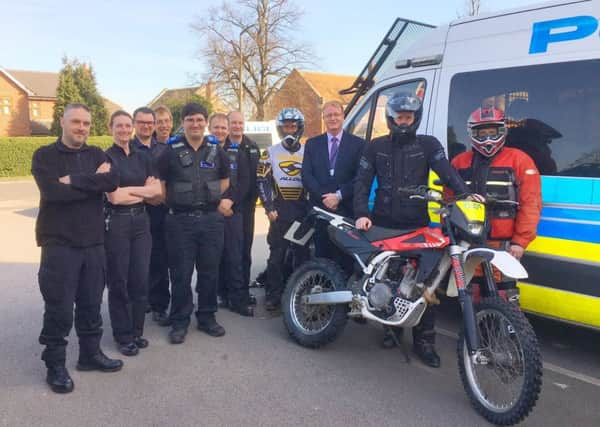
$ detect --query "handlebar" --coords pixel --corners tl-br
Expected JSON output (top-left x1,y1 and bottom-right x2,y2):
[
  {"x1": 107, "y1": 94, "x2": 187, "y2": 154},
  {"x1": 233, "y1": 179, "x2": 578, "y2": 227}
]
[{"x1": 397, "y1": 186, "x2": 519, "y2": 207}]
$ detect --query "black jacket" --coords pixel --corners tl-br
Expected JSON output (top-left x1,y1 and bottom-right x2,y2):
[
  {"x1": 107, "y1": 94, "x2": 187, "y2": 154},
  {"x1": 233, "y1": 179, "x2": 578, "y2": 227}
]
[
  {"x1": 354, "y1": 134, "x2": 468, "y2": 227},
  {"x1": 32, "y1": 140, "x2": 119, "y2": 247},
  {"x1": 302, "y1": 131, "x2": 365, "y2": 217},
  {"x1": 223, "y1": 140, "x2": 250, "y2": 210},
  {"x1": 234, "y1": 135, "x2": 260, "y2": 204}
]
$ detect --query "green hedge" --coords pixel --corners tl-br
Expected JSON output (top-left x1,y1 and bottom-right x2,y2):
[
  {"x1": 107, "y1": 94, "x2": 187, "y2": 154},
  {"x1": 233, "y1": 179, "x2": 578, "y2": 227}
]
[{"x1": 0, "y1": 136, "x2": 113, "y2": 177}]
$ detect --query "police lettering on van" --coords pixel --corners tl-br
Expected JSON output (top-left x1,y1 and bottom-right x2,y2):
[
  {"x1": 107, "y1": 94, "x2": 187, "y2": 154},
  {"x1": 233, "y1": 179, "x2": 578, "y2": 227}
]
[{"x1": 530, "y1": 15, "x2": 599, "y2": 53}]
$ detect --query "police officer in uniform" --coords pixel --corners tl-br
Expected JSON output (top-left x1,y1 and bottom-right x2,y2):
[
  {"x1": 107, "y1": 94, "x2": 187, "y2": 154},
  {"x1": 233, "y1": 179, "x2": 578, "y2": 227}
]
[
  {"x1": 227, "y1": 111, "x2": 260, "y2": 301},
  {"x1": 354, "y1": 92, "x2": 471, "y2": 368},
  {"x1": 129, "y1": 107, "x2": 172, "y2": 325},
  {"x1": 156, "y1": 103, "x2": 231, "y2": 344},
  {"x1": 32, "y1": 103, "x2": 123, "y2": 393},
  {"x1": 208, "y1": 113, "x2": 254, "y2": 316},
  {"x1": 257, "y1": 108, "x2": 309, "y2": 311},
  {"x1": 104, "y1": 110, "x2": 161, "y2": 356}
]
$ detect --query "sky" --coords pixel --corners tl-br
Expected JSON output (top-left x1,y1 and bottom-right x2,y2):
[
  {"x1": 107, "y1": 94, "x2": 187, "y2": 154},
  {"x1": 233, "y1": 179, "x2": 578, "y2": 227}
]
[{"x1": 1, "y1": 0, "x2": 538, "y2": 111}]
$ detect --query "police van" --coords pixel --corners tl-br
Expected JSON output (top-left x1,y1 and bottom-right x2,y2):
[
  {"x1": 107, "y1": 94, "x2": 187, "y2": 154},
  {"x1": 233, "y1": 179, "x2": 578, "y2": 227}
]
[{"x1": 341, "y1": 0, "x2": 600, "y2": 329}]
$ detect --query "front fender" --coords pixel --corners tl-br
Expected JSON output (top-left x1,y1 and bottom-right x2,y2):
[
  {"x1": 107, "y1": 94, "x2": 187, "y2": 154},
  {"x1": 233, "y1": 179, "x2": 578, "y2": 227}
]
[{"x1": 446, "y1": 247, "x2": 528, "y2": 297}]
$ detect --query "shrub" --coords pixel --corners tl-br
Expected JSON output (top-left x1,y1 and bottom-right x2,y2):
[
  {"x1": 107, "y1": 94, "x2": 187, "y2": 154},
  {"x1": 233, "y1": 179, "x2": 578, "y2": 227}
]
[{"x1": 0, "y1": 136, "x2": 113, "y2": 177}]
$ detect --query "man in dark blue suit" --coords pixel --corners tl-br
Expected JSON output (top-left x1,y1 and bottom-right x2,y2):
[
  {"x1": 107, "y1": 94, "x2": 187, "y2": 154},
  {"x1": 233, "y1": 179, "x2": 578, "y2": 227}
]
[{"x1": 302, "y1": 100, "x2": 365, "y2": 270}]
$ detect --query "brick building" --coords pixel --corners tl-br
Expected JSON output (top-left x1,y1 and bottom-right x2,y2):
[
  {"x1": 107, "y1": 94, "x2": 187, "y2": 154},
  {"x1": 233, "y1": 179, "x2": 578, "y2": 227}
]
[
  {"x1": 148, "y1": 81, "x2": 226, "y2": 113},
  {"x1": 265, "y1": 69, "x2": 355, "y2": 139},
  {"x1": 0, "y1": 67, "x2": 121, "y2": 137}
]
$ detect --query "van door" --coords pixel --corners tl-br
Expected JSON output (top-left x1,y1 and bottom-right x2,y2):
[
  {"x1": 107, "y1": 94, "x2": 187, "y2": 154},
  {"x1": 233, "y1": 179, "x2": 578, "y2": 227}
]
[{"x1": 345, "y1": 70, "x2": 436, "y2": 141}]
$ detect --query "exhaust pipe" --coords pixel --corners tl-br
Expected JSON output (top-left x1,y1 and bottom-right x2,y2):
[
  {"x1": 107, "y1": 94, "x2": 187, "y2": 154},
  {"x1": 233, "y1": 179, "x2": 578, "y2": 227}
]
[{"x1": 301, "y1": 291, "x2": 353, "y2": 305}]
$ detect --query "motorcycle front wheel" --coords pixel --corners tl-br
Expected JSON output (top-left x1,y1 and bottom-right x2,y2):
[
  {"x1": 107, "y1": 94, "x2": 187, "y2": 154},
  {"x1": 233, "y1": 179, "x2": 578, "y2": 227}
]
[
  {"x1": 457, "y1": 296, "x2": 542, "y2": 426},
  {"x1": 282, "y1": 258, "x2": 349, "y2": 348}
]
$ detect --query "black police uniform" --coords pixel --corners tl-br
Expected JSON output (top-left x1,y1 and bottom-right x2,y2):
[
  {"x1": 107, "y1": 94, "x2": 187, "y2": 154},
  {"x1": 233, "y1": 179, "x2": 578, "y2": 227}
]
[
  {"x1": 32, "y1": 140, "x2": 119, "y2": 368},
  {"x1": 218, "y1": 140, "x2": 251, "y2": 309},
  {"x1": 157, "y1": 136, "x2": 229, "y2": 331},
  {"x1": 132, "y1": 137, "x2": 171, "y2": 317},
  {"x1": 235, "y1": 135, "x2": 260, "y2": 289},
  {"x1": 104, "y1": 143, "x2": 154, "y2": 345},
  {"x1": 354, "y1": 133, "x2": 469, "y2": 346}
]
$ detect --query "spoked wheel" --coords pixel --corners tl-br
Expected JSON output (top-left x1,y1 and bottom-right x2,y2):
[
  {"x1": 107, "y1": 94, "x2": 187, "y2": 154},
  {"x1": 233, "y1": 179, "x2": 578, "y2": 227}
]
[
  {"x1": 458, "y1": 297, "x2": 542, "y2": 426},
  {"x1": 282, "y1": 258, "x2": 348, "y2": 348}
]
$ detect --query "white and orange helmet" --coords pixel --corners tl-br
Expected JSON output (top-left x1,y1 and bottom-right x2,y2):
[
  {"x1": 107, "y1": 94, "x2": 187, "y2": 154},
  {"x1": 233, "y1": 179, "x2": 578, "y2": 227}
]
[{"x1": 467, "y1": 106, "x2": 507, "y2": 157}]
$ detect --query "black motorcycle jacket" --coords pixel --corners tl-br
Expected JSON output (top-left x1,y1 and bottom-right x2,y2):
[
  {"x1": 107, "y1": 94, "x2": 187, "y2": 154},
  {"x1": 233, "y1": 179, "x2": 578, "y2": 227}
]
[{"x1": 354, "y1": 133, "x2": 469, "y2": 226}]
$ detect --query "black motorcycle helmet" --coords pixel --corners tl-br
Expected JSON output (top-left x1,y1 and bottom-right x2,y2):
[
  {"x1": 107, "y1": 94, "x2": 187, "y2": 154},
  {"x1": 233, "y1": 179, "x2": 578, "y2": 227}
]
[
  {"x1": 276, "y1": 107, "x2": 305, "y2": 152},
  {"x1": 385, "y1": 92, "x2": 423, "y2": 138}
]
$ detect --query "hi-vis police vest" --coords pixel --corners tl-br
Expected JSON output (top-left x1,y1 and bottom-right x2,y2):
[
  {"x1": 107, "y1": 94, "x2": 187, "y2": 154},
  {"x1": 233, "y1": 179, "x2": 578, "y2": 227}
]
[
  {"x1": 265, "y1": 143, "x2": 305, "y2": 201},
  {"x1": 166, "y1": 140, "x2": 222, "y2": 209}
]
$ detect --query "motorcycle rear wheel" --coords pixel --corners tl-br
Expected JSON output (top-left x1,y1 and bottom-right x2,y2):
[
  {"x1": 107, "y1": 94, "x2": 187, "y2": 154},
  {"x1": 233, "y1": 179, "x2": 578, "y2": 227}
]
[
  {"x1": 282, "y1": 258, "x2": 349, "y2": 348},
  {"x1": 457, "y1": 296, "x2": 542, "y2": 426}
]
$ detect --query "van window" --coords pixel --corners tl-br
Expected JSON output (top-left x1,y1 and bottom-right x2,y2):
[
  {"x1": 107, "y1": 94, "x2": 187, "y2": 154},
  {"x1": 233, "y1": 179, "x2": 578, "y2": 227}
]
[
  {"x1": 346, "y1": 99, "x2": 371, "y2": 140},
  {"x1": 447, "y1": 60, "x2": 600, "y2": 177}
]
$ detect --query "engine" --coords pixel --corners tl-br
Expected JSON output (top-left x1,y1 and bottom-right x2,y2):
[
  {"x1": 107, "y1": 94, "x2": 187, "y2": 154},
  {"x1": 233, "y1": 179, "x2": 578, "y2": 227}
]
[{"x1": 366, "y1": 257, "x2": 421, "y2": 319}]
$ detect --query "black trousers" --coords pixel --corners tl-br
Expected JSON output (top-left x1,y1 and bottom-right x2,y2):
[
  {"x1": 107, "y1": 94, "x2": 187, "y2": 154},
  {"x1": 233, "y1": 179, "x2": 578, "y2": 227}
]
[
  {"x1": 38, "y1": 244, "x2": 105, "y2": 367},
  {"x1": 218, "y1": 211, "x2": 248, "y2": 306},
  {"x1": 372, "y1": 215, "x2": 436, "y2": 344},
  {"x1": 240, "y1": 200, "x2": 256, "y2": 288},
  {"x1": 166, "y1": 211, "x2": 224, "y2": 330},
  {"x1": 265, "y1": 219, "x2": 309, "y2": 304},
  {"x1": 105, "y1": 211, "x2": 152, "y2": 344},
  {"x1": 148, "y1": 205, "x2": 170, "y2": 313}
]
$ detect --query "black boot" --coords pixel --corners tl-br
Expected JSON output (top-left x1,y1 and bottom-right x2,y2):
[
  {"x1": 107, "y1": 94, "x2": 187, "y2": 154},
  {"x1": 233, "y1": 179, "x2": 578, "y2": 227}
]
[
  {"x1": 46, "y1": 365, "x2": 74, "y2": 394},
  {"x1": 381, "y1": 327, "x2": 403, "y2": 349},
  {"x1": 229, "y1": 303, "x2": 254, "y2": 317},
  {"x1": 77, "y1": 351, "x2": 124, "y2": 372},
  {"x1": 413, "y1": 341, "x2": 441, "y2": 368},
  {"x1": 134, "y1": 336, "x2": 149, "y2": 349},
  {"x1": 264, "y1": 300, "x2": 280, "y2": 311},
  {"x1": 197, "y1": 315, "x2": 226, "y2": 337},
  {"x1": 412, "y1": 306, "x2": 440, "y2": 367},
  {"x1": 152, "y1": 311, "x2": 172, "y2": 326},
  {"x1": 117, "y1": 342, "x2": 139, "y2": 357},
  {"x1": 169, "y1": 328, "x2": 187, "y2": 344}
]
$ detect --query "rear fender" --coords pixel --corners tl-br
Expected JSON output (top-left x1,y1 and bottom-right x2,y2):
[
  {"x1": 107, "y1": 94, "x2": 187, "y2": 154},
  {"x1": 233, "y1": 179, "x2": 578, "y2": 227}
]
[{"x1": 447, "y1": 247, "x2": 528, "y2": 297}]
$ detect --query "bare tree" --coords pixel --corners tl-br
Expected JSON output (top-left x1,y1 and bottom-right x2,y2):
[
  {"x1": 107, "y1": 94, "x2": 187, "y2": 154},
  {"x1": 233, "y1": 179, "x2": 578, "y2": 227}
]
[
  {"x1": 457, "y1": 0, "x2": 482, "y2": 18},
  {"x1": 192, "y1": 0, "x2": 315, "y2": 120}
]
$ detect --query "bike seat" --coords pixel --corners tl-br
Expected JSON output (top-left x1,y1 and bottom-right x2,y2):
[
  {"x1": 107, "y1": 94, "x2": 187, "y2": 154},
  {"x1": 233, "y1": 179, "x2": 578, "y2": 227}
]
[{"x1": 362, "y1": 225, "x2": 419, "y2": 242}]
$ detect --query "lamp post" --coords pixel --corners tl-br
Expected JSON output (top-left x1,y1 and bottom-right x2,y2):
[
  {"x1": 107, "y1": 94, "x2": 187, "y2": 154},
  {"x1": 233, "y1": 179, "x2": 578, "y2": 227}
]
[{"x1": 238, "y1": 23, "x2": 255, "y2": 116}]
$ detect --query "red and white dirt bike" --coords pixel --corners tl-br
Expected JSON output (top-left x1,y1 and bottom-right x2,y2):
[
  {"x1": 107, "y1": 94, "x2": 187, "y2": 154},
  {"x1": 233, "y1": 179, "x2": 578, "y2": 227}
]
[{"x1": 282, "y1": 186, "x2": 542, "y2": 426}]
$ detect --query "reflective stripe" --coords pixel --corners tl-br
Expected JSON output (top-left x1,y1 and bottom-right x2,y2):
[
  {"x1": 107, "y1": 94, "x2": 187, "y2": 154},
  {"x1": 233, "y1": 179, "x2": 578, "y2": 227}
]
[
  {"x1": 518, "y1": 282, "x2": 600, "y2": 329},
  {"x1": 527, "y1": 235, "x2": 600, "y2": 263}
]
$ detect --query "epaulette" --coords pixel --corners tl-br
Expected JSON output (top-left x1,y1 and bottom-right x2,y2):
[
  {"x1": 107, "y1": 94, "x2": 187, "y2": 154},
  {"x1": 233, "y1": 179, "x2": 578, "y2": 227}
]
[{"x1": 167, "y1": 135, "x2": 183, "y2": 145}]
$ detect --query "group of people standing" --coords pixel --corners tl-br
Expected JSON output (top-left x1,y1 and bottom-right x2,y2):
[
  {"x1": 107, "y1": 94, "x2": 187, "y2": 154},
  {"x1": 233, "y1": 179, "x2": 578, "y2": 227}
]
[{"x1": 32, "y1": 89, "x2": 541, "y2": 394}]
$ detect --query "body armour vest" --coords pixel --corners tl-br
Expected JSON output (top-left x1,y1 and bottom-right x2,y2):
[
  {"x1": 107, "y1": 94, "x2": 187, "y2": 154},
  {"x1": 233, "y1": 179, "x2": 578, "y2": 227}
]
[
  {"x1": 458, "y1": 155, "x2": 518, "y2": 219},
  {"x1": 166, "y1": 140, "x2": 222, "y2": 209},
  {"x1": 267, "y1": 143, "x2": 305, "y2": 201}
]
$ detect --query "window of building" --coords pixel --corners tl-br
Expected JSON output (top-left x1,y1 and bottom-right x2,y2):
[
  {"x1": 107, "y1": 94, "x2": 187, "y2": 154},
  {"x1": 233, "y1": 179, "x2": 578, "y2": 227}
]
[
  {"x1": 1, "y1": 97, "x2": 10, "y2": 115},
  {"x1": 31, "y1": 102, "x2": 40, "y2": 118},
  {"x1": 447, "y1": 60, "x2": 600, "y2": 177}
]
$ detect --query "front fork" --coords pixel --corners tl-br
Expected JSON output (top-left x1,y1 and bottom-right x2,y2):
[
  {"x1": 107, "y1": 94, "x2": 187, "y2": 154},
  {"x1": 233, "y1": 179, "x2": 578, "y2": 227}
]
[{"x1": 449, "y1": 245, "x2": 480, "y2": 354}]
